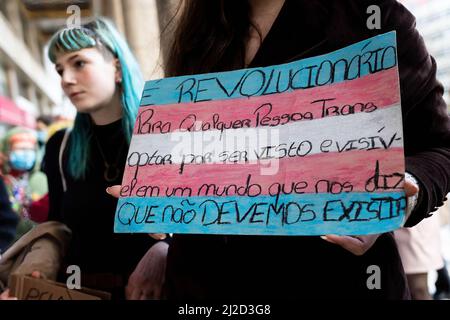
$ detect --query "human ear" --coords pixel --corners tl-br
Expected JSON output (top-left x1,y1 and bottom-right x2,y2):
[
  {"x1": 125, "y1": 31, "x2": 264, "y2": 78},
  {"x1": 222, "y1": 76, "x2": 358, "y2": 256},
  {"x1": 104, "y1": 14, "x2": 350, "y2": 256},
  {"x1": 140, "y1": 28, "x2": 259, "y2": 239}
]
[{"x1": 114, "y1": 58, "x2": 122, "y2": 84}]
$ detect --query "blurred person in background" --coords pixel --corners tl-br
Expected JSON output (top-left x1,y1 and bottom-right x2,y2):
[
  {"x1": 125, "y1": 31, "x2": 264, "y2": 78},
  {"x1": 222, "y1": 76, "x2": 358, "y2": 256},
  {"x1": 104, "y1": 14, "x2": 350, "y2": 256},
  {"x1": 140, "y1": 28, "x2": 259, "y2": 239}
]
[
  {"x1": 433, "y1": 199, "x2": 450, "y2": 299},
  {"x1": 0, "y1": 127, "x2": 40, "y2": 238},
  {"x1": 395, "y1": 213, "x2": 444, "y2": 299},
  {"x1": 0, "y1": 175, "x2": 19, "y2": 256},
  {"x1": 35, "y1": 115, "x2": 54, "y2": 168},
  {"x1": 26, "y1": 115, "x2": 56, "y2": 224}
]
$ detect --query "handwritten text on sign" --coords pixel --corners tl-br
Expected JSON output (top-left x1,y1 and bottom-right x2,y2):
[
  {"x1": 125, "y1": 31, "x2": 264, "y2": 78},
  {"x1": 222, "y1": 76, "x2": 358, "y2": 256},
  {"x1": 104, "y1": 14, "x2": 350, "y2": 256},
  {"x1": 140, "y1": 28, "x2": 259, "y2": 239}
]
[{"x1": 115, "y1": 31, "x2": 405, "y2": 235}]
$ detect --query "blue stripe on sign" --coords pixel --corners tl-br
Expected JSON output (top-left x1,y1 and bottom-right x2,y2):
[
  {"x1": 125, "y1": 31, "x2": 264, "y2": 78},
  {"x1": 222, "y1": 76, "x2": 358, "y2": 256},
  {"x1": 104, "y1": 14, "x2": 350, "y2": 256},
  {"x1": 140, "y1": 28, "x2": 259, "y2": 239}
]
[
  {"x1": 140, "y1": 32, "x2": 397, "y2": 106},
  {"x1": 114, "y1": 192, "x2": 406, "y2": 235}
]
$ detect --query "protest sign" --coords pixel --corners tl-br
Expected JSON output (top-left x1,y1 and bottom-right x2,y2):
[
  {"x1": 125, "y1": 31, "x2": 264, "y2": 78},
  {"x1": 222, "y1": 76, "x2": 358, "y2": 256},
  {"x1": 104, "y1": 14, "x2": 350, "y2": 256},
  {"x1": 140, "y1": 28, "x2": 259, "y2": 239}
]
[
  {"x1": 115, "y1": 31, "x2": 405, "y2": 236},
  {"x1": 9, "y1": 275, "x2": 111, "y2": 300}
]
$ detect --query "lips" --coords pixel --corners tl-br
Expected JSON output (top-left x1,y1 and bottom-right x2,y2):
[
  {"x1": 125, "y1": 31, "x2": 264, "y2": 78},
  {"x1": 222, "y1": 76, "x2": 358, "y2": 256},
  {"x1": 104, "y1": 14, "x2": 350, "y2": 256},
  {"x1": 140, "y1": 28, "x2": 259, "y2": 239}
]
[{"x1": 69, "y1": 92, "x2": 84, "y2": 99}]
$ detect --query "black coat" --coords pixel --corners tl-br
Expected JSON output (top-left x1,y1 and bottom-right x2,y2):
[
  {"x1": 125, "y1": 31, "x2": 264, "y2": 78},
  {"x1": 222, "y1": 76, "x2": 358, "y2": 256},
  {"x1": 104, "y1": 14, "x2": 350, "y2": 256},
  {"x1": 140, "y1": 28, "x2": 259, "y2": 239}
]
[
  {"x1": 165, "y1": 0, "x2": 450, "y2": 300},
  {"x1": 0, "y1": 176, "x2": 18, "y2": 253},
  {"x1": 43, "y1": 120, "x2": 155, "y2": 297}
]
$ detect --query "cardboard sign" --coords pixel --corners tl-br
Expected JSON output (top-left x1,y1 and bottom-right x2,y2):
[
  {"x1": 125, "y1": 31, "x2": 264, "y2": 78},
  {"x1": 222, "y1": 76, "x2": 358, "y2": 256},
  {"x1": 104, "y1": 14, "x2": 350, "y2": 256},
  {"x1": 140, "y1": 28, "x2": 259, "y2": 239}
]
[
  {"x1": 115, "y1": 31, "x2": 405, "y2": 236},
  {"x1": 9, "y1": 275, "x2": 111, "y2": 300}
]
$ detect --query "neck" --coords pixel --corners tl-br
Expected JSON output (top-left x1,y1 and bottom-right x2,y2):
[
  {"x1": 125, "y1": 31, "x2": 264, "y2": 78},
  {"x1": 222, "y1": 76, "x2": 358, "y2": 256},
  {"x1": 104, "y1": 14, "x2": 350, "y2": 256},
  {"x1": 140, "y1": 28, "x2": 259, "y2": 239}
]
[
  {"x1": 245, "y1": 0, "x2": 285, "y2": 66},
  {"x1": 90, "y1": 90, "x2": 123, "y2": 125},
  {"x1": 248, "y1": 0, "x2": 285, "y2": 36}
]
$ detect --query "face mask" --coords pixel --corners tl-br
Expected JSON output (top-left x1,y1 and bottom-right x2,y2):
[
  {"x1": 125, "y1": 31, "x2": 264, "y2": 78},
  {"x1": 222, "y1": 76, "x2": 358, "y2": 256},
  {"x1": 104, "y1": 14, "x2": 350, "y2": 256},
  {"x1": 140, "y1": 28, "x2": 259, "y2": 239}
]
[{"x1": 9, "y1": 150, "x2": 36, "y2": 172}]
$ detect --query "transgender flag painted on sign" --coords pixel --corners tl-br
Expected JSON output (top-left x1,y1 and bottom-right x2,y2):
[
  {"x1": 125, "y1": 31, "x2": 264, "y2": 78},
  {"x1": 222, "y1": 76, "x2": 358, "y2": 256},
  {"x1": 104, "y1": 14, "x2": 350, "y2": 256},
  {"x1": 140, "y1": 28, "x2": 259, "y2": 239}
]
[{"x1": 114, "y1": 31, "x2": 406, "y2": 236}]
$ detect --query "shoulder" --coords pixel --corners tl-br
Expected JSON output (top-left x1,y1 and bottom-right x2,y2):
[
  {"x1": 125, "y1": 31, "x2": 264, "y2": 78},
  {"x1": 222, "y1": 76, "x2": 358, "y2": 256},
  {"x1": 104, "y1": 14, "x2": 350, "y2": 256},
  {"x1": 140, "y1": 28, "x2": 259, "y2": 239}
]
[
  {"x1": 43, "y1": 129, "x2": 69, "y2": 175},
  {"x1": 333, "y1": 0, "x2": 410, "y2": 16},
  {"x1": 46, "y1": 129, "x2": 67, "y2": 152},
  {"x1": 327, "y1": 0, "x2": 415, "y2": 33},
  {"x1": 324, "y1": 0, "x2": 426, "y2": 72}
]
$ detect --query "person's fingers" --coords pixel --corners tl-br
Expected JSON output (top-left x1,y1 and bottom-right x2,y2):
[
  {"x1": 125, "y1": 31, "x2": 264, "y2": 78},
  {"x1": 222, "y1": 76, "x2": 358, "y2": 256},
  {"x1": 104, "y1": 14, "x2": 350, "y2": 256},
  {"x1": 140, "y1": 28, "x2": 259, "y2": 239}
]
[
  {"x1": 139, "y1": 290, "x2": 154, "y2": 300},
  {"x1": 321, "y1": 235, "x2": 365, "y2": 255},
  {"x1": 149, "y1": 233, "x2": 166, "y2": 240},
  {"x1": 31, "y1": 271, "x2": 41, "y2": 278},
  {"x1": 154, "y1": 285, "x2": 162, "y2": 300},
  {"x1": 404, "y1": 180, "x2": 419, "y2": 197},
  {"x1": 106, "y1": 185, "x2": 121, "y2": 198},
  {"x1": 129, "y1": 286, "x2": 142, "y2": 300},
  {"x1": 131, "y1": 290, "x2": 142, "y2": 300},
  {"x1": 0, "y1": 289, "x2": 9, "y2": 300},
  {"x1": 0, "y1": 289, "x2": 17, "y2": 300}
]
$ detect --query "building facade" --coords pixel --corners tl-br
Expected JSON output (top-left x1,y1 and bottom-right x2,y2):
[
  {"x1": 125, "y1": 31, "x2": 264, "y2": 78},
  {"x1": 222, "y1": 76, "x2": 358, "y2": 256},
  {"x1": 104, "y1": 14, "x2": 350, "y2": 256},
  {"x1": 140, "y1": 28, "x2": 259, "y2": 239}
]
[
  {"x1": 0, "y1": 0, "x2": 62, "y2": 134},
  {"x1": 401, "y1": 0, "x2": 450, "y2": 106},
  {"x1": 0, "y1": 0, "x2": 168, "y2": 135}
]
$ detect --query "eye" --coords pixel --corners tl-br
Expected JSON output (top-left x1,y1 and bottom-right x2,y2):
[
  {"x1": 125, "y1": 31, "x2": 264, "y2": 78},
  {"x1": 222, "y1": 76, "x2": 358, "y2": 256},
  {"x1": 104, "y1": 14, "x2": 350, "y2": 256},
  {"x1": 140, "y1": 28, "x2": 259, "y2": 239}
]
[
  {"x1": 74, "y1": 60, "x2": 86, "y2": 69},
  {"x1": 56, "y1": 68, "x2": 63, "y2": 76}
]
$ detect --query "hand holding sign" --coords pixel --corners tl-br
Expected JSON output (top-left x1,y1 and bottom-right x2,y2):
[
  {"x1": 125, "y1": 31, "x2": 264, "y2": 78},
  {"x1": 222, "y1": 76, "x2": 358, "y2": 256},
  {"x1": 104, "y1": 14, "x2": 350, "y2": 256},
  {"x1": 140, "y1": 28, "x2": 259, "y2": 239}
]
[
  {"x1": 0, "y1": 271, "x2": 41, "y2": 300},
  {"x1": 322, "y1": 179, "x2": 419, "y2": 255},
  {"x1": 107, "y1": 186, "x2": 166, "y2": 240},
  {"x1": 0, "y1": 289, "x2": 17, "y2": 300}
]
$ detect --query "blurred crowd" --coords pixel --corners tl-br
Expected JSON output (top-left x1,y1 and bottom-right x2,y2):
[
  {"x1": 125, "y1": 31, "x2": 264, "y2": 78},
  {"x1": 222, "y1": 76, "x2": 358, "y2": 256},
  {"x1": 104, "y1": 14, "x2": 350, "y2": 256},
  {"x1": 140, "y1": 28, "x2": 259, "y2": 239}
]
[{"x1": 0, "y1": 116, "x2": 72, "y2": 249}]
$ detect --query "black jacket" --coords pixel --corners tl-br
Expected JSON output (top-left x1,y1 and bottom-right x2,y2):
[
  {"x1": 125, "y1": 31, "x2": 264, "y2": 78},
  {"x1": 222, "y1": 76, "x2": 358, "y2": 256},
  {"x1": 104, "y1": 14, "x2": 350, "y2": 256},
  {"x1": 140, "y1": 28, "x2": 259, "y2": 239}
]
[
  {"x1": 165, "y1": 0, "x2": 449, "y2": 300},
  {"x1": 43, "y1": 121, "x2": 156, "y2": 298},
  {"x1": 0, "y1": 176, "x2": 18, "y2": 253}
]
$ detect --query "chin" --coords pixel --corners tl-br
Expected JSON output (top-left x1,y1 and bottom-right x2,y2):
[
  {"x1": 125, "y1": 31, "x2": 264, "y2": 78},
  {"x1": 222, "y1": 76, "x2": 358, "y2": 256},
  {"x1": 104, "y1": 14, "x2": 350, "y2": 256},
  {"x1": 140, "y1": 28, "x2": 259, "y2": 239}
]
[
  {"x1": 73, "y1": 102, "x2": 97, "y2": 114},
  {"x1": 75, "y1": 107, "x2": 95, "y2": 114}
]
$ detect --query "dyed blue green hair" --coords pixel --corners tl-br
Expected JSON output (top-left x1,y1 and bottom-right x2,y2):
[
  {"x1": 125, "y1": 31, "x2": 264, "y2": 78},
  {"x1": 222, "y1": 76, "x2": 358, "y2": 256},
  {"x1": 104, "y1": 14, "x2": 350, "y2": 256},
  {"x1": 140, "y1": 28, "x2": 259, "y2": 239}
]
[{"x1": 48, "y1": 17, "x2": 143, "y2": 180}]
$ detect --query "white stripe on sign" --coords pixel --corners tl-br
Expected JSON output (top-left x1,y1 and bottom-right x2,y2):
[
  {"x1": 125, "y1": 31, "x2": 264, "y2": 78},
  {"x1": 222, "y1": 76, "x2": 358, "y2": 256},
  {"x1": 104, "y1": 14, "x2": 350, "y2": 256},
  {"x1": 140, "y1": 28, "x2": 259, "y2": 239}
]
[{"x1": 127, "y1": 104, "x2": 403, "y2": 166}]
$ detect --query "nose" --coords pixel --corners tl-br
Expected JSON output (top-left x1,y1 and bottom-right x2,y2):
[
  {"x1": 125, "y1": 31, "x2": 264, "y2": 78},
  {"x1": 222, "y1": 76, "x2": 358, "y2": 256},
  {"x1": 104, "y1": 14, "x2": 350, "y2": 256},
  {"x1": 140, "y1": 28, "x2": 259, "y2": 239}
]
[{"x1": 61, "y1": 68, "x2": 76, "y2": 87}]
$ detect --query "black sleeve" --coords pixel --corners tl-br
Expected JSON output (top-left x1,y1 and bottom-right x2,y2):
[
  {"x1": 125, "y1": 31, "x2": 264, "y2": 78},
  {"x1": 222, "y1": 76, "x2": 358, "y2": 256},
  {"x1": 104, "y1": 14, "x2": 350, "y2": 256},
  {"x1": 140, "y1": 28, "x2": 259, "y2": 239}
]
[
  {"x1": 380, "y1": 0, "x2": 450, "y2": 226},
  {"x1": 345, "y1": 0, "x2": 450, "y2": 226},
  {"x1": 0, "y1": 176, "x2": 18, "y2": 253},
  {"x1": 162, "y1": 235, "x2": 173, "y2": 246},
  {"x1": 43, "y1": 130, "x2": 67, "y2": 223}
]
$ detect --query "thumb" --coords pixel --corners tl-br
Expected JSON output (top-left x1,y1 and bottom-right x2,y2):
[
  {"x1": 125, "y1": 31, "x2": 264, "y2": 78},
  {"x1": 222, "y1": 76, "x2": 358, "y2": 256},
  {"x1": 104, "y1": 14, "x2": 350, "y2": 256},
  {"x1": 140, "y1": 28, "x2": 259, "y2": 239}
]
[
  {"x1": 106, "y1": 185, "x2": 122, "y2": 198},
  {"x1": 149, "y1": 233, "x2": 167, "y2": 240},
  {"x1": 404, "y1": 180, "x2": 419, "y2": 197},
  {"x1": 0, "y1": 289, "x2": 18, "y2": 300}
]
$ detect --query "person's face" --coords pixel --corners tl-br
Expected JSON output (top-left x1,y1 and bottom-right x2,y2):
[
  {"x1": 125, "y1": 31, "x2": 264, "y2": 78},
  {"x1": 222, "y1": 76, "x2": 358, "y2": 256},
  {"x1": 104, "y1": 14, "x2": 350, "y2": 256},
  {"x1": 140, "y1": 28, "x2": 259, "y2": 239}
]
[
  {"x1": 36, "y1": 120, "x2": 47, "y2": 131},
  {"x1": 55, "y1": 47, "x2": 121, "y2": 113},
  {"x1": 8, "y1": 137, "x2": 37, "y2": 172}
]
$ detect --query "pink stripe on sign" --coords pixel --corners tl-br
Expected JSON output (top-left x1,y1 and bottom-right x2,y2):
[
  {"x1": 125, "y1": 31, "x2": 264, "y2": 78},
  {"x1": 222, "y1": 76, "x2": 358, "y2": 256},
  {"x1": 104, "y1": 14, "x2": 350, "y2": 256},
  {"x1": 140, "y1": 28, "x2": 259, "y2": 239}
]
[
  {"x1": 134, "y1": 67, "x2": 400, "y2": 135},
  {"x1": 120, "y1": 148, "x2": 405, "y2": 198}
]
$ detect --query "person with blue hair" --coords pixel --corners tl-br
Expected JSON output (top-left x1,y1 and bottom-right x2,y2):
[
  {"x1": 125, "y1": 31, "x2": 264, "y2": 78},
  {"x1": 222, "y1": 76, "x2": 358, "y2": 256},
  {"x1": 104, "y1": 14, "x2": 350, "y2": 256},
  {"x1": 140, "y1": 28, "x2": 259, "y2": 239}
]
[{"x1": 1, "y1": 18, "x2": 167, "y2": 300}]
